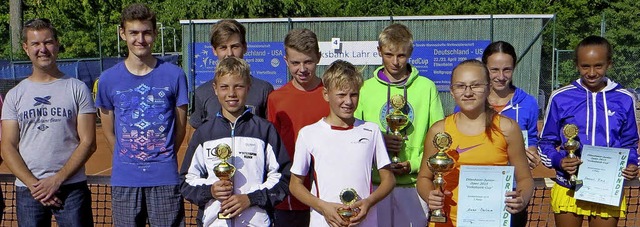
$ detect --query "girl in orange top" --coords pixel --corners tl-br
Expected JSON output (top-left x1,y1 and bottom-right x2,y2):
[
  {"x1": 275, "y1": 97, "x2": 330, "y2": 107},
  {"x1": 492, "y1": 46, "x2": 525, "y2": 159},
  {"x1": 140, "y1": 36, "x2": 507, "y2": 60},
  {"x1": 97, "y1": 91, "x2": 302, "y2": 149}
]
[{"x1": 417, "y1": 60, "x2": 534, "y2": 227}]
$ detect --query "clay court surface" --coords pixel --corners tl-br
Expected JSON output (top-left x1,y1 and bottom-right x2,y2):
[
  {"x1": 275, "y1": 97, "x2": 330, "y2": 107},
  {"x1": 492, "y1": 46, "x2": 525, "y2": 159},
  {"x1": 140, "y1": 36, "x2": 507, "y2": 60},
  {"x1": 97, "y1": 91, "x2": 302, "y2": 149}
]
[
  {"x1": 0, "y1": 123, "x2": 196, "y2": 176},
  {"x1": 0, "y1": 123, "x2": 200, "y2": 225}
]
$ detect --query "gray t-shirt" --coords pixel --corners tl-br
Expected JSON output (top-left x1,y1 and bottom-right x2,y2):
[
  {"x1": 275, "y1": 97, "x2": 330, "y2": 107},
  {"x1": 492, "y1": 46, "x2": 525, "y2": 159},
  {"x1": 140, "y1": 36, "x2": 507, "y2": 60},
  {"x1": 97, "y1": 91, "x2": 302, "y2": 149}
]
[{"x1": 1, "y1": 76, "x2": 96, "y2": 186}]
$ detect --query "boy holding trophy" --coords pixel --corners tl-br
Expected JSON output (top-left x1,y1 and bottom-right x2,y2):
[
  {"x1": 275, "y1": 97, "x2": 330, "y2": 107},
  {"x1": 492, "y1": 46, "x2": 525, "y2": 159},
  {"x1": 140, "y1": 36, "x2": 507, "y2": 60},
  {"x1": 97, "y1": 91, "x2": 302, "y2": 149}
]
[
  {"x1": 180, "y1": 57, "x2": 292, "y2": 226},
  {"x1": 289, "y1": 60, "x2": 395, "y2": 227},
  {"x1": 355, "y1": 23, "x2": 444, "y2": 226}
]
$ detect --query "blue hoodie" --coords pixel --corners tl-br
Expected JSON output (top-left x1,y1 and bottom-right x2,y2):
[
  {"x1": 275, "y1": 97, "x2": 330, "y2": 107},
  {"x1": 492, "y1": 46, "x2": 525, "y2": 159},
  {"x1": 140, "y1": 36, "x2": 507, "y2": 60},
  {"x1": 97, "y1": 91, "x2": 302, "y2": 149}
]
[
  {"x1": 454, "y1": 87, "x2": 539, "y2": 147},
  {"x1": 539, "y1": 78, "x2": 639, "y2": 188}
]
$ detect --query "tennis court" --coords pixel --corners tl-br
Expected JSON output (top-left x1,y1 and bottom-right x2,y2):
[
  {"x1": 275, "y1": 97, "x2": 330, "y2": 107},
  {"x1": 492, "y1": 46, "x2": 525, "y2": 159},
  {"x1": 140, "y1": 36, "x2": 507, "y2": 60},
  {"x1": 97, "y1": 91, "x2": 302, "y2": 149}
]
[{"x1": 0, "y1": 124, "x2": 638, "y2": 226}]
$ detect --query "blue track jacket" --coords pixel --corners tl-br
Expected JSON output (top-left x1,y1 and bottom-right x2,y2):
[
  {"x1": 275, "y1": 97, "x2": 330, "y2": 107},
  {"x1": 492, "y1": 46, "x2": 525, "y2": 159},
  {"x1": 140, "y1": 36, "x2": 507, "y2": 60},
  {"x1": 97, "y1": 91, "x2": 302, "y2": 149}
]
[
  {"x1": 539, "y1": 78, "x2": 639, "y2": 188},
  {"x1": 180, "y1": 109, "x2": 291, "y2": 226}
]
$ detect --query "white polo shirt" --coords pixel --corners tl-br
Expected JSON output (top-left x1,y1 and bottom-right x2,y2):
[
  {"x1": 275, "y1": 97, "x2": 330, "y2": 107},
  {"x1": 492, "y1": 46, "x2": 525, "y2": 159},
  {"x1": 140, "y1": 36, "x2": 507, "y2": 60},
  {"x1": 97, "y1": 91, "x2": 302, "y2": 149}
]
[{"x1": 291, "y1": 118, "x2": 391, "y2": 227}]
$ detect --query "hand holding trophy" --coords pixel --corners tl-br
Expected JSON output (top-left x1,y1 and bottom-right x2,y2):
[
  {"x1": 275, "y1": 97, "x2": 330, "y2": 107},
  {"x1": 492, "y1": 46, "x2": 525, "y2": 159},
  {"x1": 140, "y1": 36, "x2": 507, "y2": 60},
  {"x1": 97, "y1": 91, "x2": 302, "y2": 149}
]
[
  {"x1": 427, "y1": 132, "x2": 455, "y2": 223},
  {"x1": 385, "y1": 94, "x2": 410, "y2": 163},
  {"x1": 337, "y1": 188, "x2": 360, "y2": 221},
  {"x1": 213, "y1": 143, "x2": 236, "y2": 219},
  {"x1": 562, "y1": 124, "x2": 582, "y2": 186}
]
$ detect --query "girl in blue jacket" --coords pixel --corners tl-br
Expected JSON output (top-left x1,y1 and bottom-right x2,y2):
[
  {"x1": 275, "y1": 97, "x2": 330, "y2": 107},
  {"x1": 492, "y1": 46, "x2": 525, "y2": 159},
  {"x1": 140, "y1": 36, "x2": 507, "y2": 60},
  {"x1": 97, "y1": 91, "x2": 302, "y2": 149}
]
[
  {"x1": 453, "y1": 41, "x2": 540, "y2": 226},
  {"x1": 539, "y1": 36, "x2": 639, "y2": 227},
  {"x1": 455, "y1": 41, "x2": 541, "y2": 171}
]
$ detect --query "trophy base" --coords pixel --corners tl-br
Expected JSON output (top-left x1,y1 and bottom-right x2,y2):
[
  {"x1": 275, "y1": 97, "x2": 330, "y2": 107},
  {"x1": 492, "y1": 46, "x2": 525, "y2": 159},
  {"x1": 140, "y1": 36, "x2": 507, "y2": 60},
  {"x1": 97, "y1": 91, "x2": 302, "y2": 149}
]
[
  {"x1": 570, "y1": 179, "x2": 583, "y2": 186},
  {"x1": 218, "y1": 212, "x2": 231, "y2": 219},
  {"x1": 430, "y1": 216, "x2": 447, "y2": 223},
  {"x1": 337, "y1": 208, "x2": 359, "y2": 221}
]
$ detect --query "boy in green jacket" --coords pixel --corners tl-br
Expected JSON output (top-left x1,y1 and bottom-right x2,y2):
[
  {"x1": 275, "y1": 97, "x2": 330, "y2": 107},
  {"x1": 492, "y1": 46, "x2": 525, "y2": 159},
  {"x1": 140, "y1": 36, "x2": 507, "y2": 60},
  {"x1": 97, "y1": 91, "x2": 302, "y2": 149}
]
[{"x1": 355, "y1": 23, "x2": 444, "y2": 226}]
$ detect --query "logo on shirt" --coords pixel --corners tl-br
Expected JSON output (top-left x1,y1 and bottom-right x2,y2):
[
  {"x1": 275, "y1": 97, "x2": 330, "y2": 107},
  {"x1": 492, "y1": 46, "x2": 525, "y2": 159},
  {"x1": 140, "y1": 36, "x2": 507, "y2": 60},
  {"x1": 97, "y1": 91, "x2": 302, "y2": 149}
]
[
  {"x1": 246, "y1": 105, "x2": 256, "y2": 115},
  {"x1": 351, "y1": 137, "x2": 369, "y2": 144},
  {"x1": 351, "y1": 137, "x2": 370, "y2": 144},
  {"x1": 206, "y1": 147, "x2": 215, "y2": 158},
  {"x1": 607, "y1": 110, "x2": 616, "y2": 117},
  {"x1": 456, "y1": 144, "x2": 482, "y2": 154},
  {"x1": 37, "y1": 124, "x2": 49, "y2": 131},
  {"x1": 33, "y1": 96, "x2": 52, "y2": 106},
  {"x1": 19, "y1": 96, "x2": 75, "y2": 122},
  {"x1": 240, "y1": 151, "x2": 257, "y2": 159}
]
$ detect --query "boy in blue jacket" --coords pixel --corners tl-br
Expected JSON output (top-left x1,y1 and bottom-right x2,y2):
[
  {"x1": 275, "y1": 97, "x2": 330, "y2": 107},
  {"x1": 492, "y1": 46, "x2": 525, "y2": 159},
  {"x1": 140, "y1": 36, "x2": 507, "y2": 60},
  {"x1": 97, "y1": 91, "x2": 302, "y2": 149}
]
[{"x1": 180, "y1": 57, "x2": 291, "y2": 226}]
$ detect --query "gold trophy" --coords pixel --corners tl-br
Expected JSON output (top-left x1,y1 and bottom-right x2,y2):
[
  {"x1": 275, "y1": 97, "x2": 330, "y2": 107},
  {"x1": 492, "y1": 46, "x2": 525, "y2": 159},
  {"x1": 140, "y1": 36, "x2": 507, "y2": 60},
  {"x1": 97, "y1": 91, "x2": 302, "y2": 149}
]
[
  {"x1": 427, "y1": 132, "x2": 455, "y2": 223},
  {"x1": 213, "y1": 143, "x2": 236, "y2": 219},
  {"x1": 385, "y1": 94, "x2": 410, "y2": 163},
  {"x1": 337, "y1": 188, "x2": 360, "y2": 221},
  {"x1": 562, "y1": 124, "x2": 582, "y2": 186}
]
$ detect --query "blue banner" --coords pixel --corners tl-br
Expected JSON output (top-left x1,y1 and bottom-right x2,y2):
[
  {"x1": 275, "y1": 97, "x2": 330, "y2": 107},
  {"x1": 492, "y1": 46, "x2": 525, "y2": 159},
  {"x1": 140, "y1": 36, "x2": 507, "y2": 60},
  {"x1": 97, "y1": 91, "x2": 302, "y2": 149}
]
[
  {"x1": 192, "y1": 42, "x2": 288, "y2": 89},
  {"x1": 410, "y1": 40, "x2": 491, "y2": 91}
]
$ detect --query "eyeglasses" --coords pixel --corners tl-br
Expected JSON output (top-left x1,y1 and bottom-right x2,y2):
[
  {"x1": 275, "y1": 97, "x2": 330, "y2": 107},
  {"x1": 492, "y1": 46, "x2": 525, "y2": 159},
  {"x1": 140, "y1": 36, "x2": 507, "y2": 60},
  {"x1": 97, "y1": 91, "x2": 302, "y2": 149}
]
[
  {"x1": 451, "y1": 83, "x2": 488, "y2": 94},
  {"x1": 24, "y1": 18, "x2": 52, "y2": 27}
]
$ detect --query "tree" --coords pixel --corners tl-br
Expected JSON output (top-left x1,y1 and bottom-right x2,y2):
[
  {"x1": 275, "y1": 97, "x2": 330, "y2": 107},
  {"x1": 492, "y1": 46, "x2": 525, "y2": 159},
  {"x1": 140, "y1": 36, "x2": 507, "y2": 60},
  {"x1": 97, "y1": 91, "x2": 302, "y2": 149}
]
[{"x1": 9, "y1": 0, "x2": 22, "y2": 55}]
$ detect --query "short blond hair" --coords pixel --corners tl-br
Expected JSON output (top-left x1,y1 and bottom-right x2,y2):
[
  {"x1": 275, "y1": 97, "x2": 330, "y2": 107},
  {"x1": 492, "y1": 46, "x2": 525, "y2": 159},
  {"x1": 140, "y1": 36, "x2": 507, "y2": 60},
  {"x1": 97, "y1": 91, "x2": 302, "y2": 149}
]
[
  {"x1": 322, "y1": 60, "x2": 363, "y2": 91},
  {"x1": 378, "y1": 23, "x2": 413, "y2": 52},
  {"x1": 214, "y1": 57, "x2": 252, "y2": 85}
]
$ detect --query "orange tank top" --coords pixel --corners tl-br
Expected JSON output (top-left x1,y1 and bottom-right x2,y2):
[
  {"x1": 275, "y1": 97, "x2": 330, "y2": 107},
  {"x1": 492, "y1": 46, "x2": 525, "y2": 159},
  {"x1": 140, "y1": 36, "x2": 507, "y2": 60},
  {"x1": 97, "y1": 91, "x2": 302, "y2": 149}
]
[{"x1": 430, "y1": 113, "x2": 508, "y2": 227}]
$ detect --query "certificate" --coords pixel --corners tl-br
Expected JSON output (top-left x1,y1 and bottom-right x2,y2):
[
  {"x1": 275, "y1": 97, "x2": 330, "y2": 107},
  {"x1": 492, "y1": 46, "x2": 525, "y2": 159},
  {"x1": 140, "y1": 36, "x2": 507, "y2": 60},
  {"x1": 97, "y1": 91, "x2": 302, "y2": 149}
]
[
  {"x1": 457, "y1": 165, "x2": 514, "y2": 227},
  {"x1": 575, "y1": 145, "x2": 628, "y2": 206}
]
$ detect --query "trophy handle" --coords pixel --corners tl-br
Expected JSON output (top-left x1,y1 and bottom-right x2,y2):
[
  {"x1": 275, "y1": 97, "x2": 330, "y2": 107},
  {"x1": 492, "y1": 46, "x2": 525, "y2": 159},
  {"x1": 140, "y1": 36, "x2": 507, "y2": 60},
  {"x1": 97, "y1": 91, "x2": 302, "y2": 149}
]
[
  {"x1": 564, "y1": 138, "x2": 582, "y2": 186},
  {"x1": 433, "y1": 173, "x2": 446, "y2": 191},
  {"x1": 567, "y1": 150, "x2": 583, "y2": 186}
]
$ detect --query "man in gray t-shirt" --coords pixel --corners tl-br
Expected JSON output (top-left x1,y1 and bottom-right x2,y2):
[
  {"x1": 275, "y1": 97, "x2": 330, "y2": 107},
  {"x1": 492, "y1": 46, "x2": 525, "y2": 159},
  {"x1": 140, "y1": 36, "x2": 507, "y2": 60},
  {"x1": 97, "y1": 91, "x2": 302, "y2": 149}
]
[{"x1": 0, "y1": 18, "x2": 95, "y2": 226}]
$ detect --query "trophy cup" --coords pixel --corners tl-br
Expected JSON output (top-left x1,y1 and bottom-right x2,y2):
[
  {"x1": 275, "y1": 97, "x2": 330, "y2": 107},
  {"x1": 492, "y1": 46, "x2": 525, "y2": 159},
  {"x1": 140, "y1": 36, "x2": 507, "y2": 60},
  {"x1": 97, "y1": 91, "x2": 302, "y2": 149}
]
[
  {"x1": 337, "y1": 188, "x2": 360, "y2": 221},
  {"x1": 213, "y1": 143, "x2": 236, "y2": 219},
  {"x1": 562, "y1": 124, "x2": 582, "y2": 186},
  {"x1": 385, "y1": 94, "x2": 410, "y2": 163},
  {"x1": 427, "y1": 132, "x2": 455, "y2": 223}
]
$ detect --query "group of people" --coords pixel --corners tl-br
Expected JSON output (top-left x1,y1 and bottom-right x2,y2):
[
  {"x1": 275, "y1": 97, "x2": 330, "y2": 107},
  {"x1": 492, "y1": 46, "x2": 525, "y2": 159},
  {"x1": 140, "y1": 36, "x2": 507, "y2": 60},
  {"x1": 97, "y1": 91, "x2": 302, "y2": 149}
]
[{"x1": 0, "y1": 2, "x2": 637, "y2": 227}]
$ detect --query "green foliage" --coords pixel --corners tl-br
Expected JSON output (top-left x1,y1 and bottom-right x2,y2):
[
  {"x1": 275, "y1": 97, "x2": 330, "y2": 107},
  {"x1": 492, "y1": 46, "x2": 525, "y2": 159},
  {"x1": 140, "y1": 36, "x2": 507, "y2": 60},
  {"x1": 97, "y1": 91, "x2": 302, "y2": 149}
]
[
  {"x1": 603, "y1": 0, "x2": 640, "y2": 89},
  {"x1": 0, "y1": 2, "x2": 11, "y2": 59},
  {"x1": 1, "y1": 0, "x2": 639, "y2": 88}
]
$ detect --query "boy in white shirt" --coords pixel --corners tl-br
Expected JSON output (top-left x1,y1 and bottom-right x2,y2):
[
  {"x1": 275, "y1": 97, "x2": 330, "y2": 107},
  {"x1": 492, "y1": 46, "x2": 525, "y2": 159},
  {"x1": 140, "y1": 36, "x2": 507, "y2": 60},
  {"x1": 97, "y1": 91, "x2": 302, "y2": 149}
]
[{"x1": 289, "y1": 60, "x2": 395, "y2": 227}]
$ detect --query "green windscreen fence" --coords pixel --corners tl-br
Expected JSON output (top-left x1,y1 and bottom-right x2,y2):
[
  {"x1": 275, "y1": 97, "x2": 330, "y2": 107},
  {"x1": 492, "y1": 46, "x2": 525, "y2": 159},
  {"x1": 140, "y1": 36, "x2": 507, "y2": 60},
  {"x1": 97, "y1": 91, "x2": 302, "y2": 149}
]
[{"x1": 180, "y1": 15, "x2": 555, "y2": 115}]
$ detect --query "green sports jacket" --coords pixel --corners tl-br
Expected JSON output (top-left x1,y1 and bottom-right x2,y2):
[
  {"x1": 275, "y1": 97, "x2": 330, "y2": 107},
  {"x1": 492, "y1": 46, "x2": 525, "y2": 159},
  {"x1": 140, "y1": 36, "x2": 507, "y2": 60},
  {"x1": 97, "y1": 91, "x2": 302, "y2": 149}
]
[{"x1": 355, "y1": 65, "x2": 444, "y2": 186}]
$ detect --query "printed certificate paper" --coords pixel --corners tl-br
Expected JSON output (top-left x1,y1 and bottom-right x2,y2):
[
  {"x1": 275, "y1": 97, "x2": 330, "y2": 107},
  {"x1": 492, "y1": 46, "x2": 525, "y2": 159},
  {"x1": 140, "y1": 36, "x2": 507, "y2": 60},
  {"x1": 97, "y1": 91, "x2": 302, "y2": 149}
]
[
  {"x1": 457, "y1": 165, "x2": 514, "y2": 227},
  {"x1": 575, "y1": 145, "x2": 628, "y2": 206}
]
